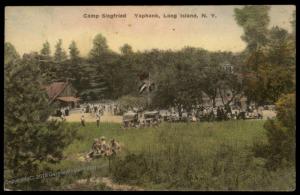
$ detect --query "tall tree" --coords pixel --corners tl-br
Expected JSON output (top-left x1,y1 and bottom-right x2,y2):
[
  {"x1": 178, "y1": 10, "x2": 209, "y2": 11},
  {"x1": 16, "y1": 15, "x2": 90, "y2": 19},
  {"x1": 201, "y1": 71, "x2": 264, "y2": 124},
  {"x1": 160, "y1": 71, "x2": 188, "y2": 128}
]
[
  {"x1": 152, "y1": 49, "x2": 204, "y2": 114},
  {"x1": 54, "y1": 39, "x2": 67, "y2": 62},
  {"x1": 4, "y1": 42, "x2": 20, "y2": 69},
  {"x1": 234, "y1": 5, "x2": 271, "y2": 52},
  {"x1": 39, "y1": 41, "x2": 53, "y2": 82},
  {"x1": 4, "y1": 48, "x2": 78, "y2": 190},
  {"x1": 234, "y1": 5, "x2": 295, "y2": 105},
  {"x1": 267, "y1": 27, "x2": 294, "y2": 67},
  {"x1": 89, "y1": 34, "x2": 110, "y2": 59},
  {"x1": 67, "y1": 41, "x2": 83, "y2": 95},
  {"x1": 69, "y1": 41, "x2": 80, "y2": 61},
  {"x1": 79, "y1": 61, "x2": 108, "y2": 100},
  {"x1": 53, "y1": 39, "x2": 68, "y2": 82},
  {"x1": 118, "y1": 44, "x2": 140, "y2": 96},
  {"x1": 40, "y1": 41, "x2": 51, "y2": 61},
  {"x1": 120, "y1": 43, "x2": 133, "y2": 56},
  {"x1": 84, "y1": 34, "x2": 119, "y2": 100}
]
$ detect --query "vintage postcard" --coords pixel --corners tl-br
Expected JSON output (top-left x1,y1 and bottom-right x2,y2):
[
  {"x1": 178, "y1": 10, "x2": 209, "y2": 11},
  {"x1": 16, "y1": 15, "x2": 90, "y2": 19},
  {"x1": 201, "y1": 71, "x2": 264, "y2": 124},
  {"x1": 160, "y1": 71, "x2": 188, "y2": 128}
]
[{"x1": 4, "y1": 5, "x2": 296, "y2": 191}]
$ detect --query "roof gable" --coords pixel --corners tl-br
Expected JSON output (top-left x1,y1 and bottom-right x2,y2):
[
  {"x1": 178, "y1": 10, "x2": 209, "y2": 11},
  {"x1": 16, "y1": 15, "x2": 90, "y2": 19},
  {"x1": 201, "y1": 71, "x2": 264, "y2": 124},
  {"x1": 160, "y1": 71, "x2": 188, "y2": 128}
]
[{"x1": 45, "y1": 82, "x2": 69, "y2": 102}]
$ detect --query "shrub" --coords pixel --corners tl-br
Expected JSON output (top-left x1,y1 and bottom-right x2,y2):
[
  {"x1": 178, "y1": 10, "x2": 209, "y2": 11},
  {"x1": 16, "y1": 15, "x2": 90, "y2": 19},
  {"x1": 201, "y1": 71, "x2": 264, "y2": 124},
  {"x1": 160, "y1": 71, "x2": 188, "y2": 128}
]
[
  {"x1": 253, "y1": 93, "x2": 295, "y2": 170},
  {"x1": 117, "y1": 95, "x2": 147, "y2": 112},
  {"x1": 111, "y1": 153, "x2": 149, "y2": 184}
]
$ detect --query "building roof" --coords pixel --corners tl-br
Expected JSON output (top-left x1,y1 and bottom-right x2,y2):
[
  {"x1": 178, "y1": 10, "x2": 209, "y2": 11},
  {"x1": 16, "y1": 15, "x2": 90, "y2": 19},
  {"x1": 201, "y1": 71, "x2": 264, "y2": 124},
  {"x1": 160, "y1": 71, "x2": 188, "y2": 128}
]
[
  {"x1": 56, "y1": 96, "x2": 80, "y2": 102},
  {"x1": 45, "y1": 82, "x2": 69, "y2": 102}
]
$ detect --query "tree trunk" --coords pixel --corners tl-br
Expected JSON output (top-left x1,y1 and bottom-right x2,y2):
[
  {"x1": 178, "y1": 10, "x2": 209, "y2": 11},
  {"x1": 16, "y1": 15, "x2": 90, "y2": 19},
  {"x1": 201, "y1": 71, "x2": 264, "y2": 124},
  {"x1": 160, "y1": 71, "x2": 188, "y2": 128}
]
[
  {"x1": 212, "y1": 98, "x2": 216, "y2": 108},
  {"x1": 219, "y1": 88, "x2": 225, "y2": 106},
  {"x1": 177, "y1": 105, "x2": 182, "y2": 119}
]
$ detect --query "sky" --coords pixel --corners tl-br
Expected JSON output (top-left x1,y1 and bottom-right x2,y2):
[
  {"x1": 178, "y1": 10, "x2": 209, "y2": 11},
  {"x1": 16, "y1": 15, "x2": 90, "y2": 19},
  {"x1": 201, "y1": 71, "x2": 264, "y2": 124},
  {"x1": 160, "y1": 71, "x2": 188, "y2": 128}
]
[{"x1": 5, "y1": 5, "x2": 295, "y2": 57}]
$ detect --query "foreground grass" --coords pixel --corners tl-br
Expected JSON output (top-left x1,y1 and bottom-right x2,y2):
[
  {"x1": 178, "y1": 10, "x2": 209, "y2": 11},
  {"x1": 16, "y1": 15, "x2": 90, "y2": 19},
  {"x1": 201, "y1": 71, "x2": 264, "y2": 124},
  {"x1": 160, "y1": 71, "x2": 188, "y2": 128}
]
[{"x1": 38, "y1": 120, "x2": 294, "y2": 191}]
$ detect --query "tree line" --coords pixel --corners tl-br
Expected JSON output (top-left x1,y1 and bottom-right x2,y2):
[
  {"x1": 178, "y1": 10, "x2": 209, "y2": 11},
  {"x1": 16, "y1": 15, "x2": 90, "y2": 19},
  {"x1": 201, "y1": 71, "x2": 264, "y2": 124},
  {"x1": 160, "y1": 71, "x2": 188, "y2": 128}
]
[{"x1": 7, "y1": 7, "x2": 295, "y2": 111}]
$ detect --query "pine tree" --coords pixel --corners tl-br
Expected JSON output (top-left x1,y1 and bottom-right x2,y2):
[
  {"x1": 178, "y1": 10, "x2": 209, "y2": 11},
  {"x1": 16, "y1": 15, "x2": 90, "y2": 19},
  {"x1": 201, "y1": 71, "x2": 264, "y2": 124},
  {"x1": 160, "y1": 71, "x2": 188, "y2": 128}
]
[
  {"x1": 67, "y1": 41, "x2": 82, "y2": 95},
  {"x1": 39, "y1": 41, "x2": 53, "y2": 82},
  {"x1": 82, "y1": 34, "x2": 112, "y2": 100},
  {"x1": 53, "y1": 39, "x2": 68, "y2": 81},
  {"x1": 4, "y1": 44, "x2": 78, "y2": 190},
  {"x1": 40, "y1": 41, "x2": 51, "y2": 61},
  {"x1": 89, "y1": 34, "x2": 109, "y2": 58},
  {"x1": 79, "y1": 61, "x2": 108, "y2": 101},
  {"x1": 54, "y1": 39, "x2": 67, "y2": 62},
  {"x1": 5, "y1": 42, "x2": 20, "y2": 70},
  {"x1": 69, "y1": 41, "x2": 80, "y2": 61}
]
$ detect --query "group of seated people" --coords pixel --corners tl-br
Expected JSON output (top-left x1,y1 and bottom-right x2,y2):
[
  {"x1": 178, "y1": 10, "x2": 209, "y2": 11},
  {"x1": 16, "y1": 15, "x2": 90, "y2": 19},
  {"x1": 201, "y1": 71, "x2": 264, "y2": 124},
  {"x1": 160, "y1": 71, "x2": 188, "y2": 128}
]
[{"x1": 88, "y1": 136, "x2": 121, "y2": 159}]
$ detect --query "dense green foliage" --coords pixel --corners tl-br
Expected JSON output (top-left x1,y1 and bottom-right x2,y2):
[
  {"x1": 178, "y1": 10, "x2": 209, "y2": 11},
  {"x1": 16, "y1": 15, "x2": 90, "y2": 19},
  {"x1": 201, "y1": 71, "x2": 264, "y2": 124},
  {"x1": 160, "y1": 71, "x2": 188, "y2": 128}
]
[
  {"x1": 24, "y1": 36, "x2": 247, "y2": 107},
  {"x1": 4, "y1": 44, "x2": 79, "y2": 190},
  {"x1": 117, "y1": 95, "x2": 147, "y2": 112},
  {"x1": 7, "y1": 6, "x2": 293, "y2": 107},
  {"x1": 233, "y1": 6, "x2": 295, "y2": 172},
  {"x1": 234, "y1": 6, "x2": 295, "y2": 105},
  {"x1": 253, "y1": 93, "x2": 295, "y2": 170}
]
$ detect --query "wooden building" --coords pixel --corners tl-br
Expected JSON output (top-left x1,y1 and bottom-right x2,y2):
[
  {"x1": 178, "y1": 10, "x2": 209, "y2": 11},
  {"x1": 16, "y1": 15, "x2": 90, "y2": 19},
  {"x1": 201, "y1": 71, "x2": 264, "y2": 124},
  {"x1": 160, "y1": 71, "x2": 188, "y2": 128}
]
[{"x1": 44, "y1": 81, "x2": 80, "y2": 108}]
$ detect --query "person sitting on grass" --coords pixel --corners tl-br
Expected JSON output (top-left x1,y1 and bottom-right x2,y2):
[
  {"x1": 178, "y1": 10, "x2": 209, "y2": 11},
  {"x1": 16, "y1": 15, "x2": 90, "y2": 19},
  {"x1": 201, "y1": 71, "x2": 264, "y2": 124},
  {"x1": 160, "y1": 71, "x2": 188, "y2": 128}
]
[
  {"x1": 110, "y1": 139, "x2": 120, "y2": 156},
  {"x1": 87, "y1": 138, "x2": 100, "y2": 159},
  {"x1": 99, "y1": 136, "x2": 108, "y2": 156},
  {"x1": 92, "y1": 138, "x2": 101, "y2": 154}
]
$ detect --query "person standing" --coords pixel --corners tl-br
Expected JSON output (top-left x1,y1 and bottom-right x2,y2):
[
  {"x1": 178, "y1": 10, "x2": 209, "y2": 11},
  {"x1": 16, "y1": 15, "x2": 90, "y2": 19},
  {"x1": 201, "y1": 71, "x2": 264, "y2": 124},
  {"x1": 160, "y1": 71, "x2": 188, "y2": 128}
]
[
  {"x1": 81, "y1": 115, "x2": 85, "y2": 127},
  {"x1": 96, "y1": 112, "x2": 100, "y2": 127},
  {"x1": 258, "y1": 106, "x2": 264, "y2": 119},
  {"x1": 61, "y1": 113, "x2": 66, "y2": 121},
  {"x1": 65, "y1": 107, "x2": 69, "y2": 116},
  {"x1": 216, "y1": 107, "x2": 221, "y2": 121}
]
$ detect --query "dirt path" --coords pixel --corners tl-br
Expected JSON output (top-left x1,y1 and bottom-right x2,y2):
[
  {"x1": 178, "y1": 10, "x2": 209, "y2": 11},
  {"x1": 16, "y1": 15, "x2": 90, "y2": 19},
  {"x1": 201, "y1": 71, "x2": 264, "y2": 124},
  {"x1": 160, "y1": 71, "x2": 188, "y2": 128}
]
[
  {"x1": 73, "y1": 177, "x2": 144, "y2": 191},
  {"x1": 49, "y1": 112, "x2": 123, "y2": 123},
  {"x1": 262, "y1": 110, "x2": 276, "y2": 120}
]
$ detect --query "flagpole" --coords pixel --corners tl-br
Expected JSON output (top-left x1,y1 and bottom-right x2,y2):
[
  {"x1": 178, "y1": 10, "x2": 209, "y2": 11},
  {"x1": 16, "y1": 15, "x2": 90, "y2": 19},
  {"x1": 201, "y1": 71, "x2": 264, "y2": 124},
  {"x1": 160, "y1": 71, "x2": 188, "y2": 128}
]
[{"x1": 147, "y1": 71, "x2": 150, "y2": 108}]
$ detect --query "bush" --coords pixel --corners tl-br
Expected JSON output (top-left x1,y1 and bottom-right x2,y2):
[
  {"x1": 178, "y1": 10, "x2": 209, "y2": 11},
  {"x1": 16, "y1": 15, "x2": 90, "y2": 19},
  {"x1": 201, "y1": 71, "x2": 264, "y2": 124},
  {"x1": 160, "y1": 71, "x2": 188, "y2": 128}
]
[
  {"x1": 253, "y1": 93, "x2": 295, "y2": 170},
  {"x1": 275, "y1": 93, "x2": 296, "y2": 131},
  {"x1": 117, "y1": 95, "x2": 147, "y2": 111},
  {"x1": 111, "y1": 153, "x2": 149, "y2": 185}
]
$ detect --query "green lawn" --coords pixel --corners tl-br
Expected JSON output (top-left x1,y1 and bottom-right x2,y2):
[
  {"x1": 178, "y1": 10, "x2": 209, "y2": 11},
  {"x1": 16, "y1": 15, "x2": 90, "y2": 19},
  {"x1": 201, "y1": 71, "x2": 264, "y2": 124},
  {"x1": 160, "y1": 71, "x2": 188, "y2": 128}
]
[
  {"x1": 47, "y1": 120, "x2": 294, "y2": 191},
  {"x1": 64, "y1": 120, "x2": 266, "y2": 156}
]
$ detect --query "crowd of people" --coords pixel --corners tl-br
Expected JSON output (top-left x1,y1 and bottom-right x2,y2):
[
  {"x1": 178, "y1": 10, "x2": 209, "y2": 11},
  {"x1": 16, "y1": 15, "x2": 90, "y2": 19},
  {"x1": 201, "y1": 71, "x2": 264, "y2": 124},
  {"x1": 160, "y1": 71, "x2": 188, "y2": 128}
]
[
  {"x1": 162, "y1": 104, "x2": 265, "y2": 122},
  {"x1": 78, "y1": 102, "x2": 124, "y2": 127},
  {"x1": 55, "y1": 106, "x2": 71, "y2": 121},
  {"x1": 56, "y1": 101, "x2": 268, "y2": 127},
  {"x1": 80, "y1": 103, "x2": 121, "y2": 116},
  {"x1": 195, "y1": 105, "x2": 264, "y2": 122}
]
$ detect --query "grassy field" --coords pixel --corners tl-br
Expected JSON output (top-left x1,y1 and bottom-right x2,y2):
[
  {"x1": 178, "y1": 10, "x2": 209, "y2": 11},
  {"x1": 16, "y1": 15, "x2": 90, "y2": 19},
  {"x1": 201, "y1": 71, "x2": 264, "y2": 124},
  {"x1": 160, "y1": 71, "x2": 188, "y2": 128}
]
[
  {"x1": 64, "y1": 120, "x2": 266, "y2": 154},
  {"x1": 45, "y1": 120, "x2": 294, "y2": 191}
]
